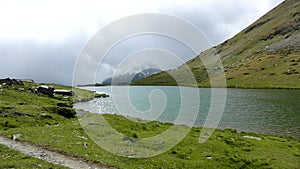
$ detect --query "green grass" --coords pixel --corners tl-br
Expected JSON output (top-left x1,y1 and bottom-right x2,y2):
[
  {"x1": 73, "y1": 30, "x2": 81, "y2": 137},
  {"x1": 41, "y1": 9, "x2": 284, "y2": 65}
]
[
  {"x1": 2, "y1": 114, "x2": 300, "y2": 168},
  {"x1": 95, "y1": 93, "x2": 110, "y2": 98},
  {"x1": 132, "y1": 0, "x2": 300, "y2": 89},
  {"x1": 0, "y1": 82, "x2": 95, "y2": 167},
  {"x1": 0, "y1": 82, "x2": 299, "y2": 168}
]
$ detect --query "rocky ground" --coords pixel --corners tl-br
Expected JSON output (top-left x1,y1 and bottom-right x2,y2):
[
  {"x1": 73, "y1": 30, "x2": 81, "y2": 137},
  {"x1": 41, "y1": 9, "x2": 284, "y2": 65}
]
[{"x1": 0, "y1": 135, "x2": 111, "y2": 169}]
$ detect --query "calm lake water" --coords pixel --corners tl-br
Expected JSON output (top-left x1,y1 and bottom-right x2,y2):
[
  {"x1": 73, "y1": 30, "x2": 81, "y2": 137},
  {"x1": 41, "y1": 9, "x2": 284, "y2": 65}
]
[{"x1": 74, "y1": 86, "x2": 300, "y2": 139}]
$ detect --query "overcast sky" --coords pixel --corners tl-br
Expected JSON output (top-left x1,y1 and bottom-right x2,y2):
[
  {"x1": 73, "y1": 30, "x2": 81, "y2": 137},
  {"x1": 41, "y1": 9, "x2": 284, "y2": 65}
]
[{"x1": 0, "y1": 0, "x2": 284, "y2": 85}]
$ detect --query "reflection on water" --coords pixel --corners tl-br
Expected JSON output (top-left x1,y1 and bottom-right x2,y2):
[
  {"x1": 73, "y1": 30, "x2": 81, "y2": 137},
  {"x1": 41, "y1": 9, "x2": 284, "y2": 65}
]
[{"x1": 74, "y1": 86, "x2": 300, "y2": 138}]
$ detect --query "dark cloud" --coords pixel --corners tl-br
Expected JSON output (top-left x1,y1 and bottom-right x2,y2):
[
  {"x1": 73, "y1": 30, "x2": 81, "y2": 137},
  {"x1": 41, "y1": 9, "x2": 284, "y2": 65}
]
[
  {"x1": 0, "y1": 0, "x2": 284, "y2": 85},
  {"x1": 0, "y1": 36, "x2": 87, "y2": 85}
]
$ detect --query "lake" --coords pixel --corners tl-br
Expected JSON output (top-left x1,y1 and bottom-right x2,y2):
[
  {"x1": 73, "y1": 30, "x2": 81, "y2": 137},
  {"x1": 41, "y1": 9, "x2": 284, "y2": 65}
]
[{"x1": 74, "y1": 86, "x2": 300, "y2": 139}]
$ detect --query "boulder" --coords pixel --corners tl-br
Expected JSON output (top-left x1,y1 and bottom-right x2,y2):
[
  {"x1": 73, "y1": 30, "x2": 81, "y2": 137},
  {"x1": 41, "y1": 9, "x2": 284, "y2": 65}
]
[
  {"x1": 0, "y1": 78, "x2": 24, "y2": 86},
  {"x1": 37, "y1": 85, "x2": 54, "y2": 96},
  {"x1": 54, "y1": 89, "x2": 74, "y2": 96}
]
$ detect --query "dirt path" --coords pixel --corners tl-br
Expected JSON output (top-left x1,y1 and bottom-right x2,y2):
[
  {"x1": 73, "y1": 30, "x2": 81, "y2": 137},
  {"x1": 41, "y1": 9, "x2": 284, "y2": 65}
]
[{"x1": 0, "y1": 136, "x2": 113, "y2": 169}]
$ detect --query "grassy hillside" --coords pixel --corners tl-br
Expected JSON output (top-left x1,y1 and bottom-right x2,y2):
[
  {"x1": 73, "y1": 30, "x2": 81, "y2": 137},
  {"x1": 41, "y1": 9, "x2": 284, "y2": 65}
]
[
  {"x1": 0, "y1": 80, "x2": 94, "y2": 168},
  {"x1": 0, "y1": 81, "x2": 299, "y2": 168},
  {"x1": 133, "y1": 0, "x2": 300, "y2": 88}
]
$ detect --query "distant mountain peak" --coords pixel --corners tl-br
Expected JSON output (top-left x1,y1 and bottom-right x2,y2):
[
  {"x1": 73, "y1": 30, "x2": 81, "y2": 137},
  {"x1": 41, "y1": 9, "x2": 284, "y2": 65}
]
[{"x1": 102, "y1": 68, "x2": 161, "y2": 85}]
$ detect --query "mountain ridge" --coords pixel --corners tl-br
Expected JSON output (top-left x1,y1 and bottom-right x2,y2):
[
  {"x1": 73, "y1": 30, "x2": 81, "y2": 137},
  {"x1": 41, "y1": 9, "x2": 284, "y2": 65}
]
[
  {"x1": 133, "y1": 0, "x2": 300, "y2": 89},
  {"x1": 102, "y1": 68, "x2": 161, "y2": 85}
]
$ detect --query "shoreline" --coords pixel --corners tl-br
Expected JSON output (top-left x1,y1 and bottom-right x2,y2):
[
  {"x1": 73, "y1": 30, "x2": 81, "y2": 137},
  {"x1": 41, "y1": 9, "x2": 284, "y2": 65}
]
[
  {"x1": 79, "y1": 84, "x2": 300, "y2": 90},
  {"x1": 1, "y1": 80, "x2": 299, "y2": 168},
  {"x1": 75, "y1": 109, "x2": 300, "y2": 140},
  {"x1": 77, "y1": 86, "x2": 300, "y2": 140}
]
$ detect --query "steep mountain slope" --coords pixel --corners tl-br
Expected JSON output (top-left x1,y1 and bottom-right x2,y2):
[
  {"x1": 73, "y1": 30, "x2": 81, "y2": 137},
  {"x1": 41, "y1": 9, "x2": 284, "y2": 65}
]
[{"x1": 133, "y1": 0, "x2": 300, "y2": 88}]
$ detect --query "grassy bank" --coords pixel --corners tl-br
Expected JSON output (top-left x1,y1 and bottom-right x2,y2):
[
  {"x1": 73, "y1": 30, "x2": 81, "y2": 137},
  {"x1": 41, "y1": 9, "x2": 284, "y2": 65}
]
[{"x1": 0, "y1": 81, "x2": 299, "y2": 168}]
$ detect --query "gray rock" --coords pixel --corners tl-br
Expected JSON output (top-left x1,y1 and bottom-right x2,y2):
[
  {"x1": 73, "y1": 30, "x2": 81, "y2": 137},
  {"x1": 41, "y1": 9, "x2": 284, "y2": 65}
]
[
  {"x1": 0, "y1": 78, "x2": 24, "y2": 86},
  {"x1": 54, "y1": 89, "x2": 74, "y2": 96},
  {"x1": 37, "y1": 85, "x2": 54, "y2": 96}
]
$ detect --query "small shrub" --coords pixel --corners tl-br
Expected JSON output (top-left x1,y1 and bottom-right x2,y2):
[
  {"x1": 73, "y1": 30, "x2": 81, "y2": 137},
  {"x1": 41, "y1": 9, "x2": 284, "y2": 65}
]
[
  {"x1": 95, "y1": 93, "x2": 109, "y2": 98},
  {"x1": 2, "y1": 121, "x2": 17, "y2": 129},
  {"x1": 57, "y1": 102, "x2": 72, "y2": 108},
  {"x1": 291, "y1": 63, "x2": 298, "y2": 66},
  {"x1": 45, "y1": 106, "x2": 76, "y2": 118},
  {"x1": 132, "y1": 133, "x2": 138, "y2": 138}
]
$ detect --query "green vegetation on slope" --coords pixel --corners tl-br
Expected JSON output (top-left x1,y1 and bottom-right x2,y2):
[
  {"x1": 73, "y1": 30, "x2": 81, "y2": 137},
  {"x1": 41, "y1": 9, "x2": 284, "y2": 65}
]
[
  {"x1": 133, "y1": 0, "x2": 300, "y2": 89},
  {"x1": 0, "y1": 81, "x2": 299, "y2": 168},
  {"x1": 0, "y1": 81, "x2": 92, "y2": 168}
]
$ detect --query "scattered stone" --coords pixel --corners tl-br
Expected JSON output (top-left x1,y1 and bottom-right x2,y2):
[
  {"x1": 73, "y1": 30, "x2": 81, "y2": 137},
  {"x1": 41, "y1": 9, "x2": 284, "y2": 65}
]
[
  {"x1": 123, "y1": 137, "x2": 134, "y2": 144},
  {"x1": 40, "y1": 113, "x2": 52, "y2": 119},
  {"x1": 243, "y1": 135, "x2": 262, "y2": 140},
  {"x1": 36, "y1": 85, "x2": 74, "y2": 96},
  {"x1": 0, "y1": 78, "x2": 24, "y2": 86},
  {"x1": 40, "y1": 153, "x2": 48, "y2": 157},
  {"x1": 83, "y1": 142, "x2": 88, "y2": 148},
  {"x1": 1, "y1": 83, "x2": 9, "y2": 89},
  {"x1": 206, "y1": 156, "x2": 213, "y2": 160},
  {"x1": 77, "y1": 135, "x2": 88, "y2": 140},
  {"x1": 0, "y1": 111, "x2": 7, "y2": 115},
  {"x1": 13, "y1": 134, "x2": 21, "y2": 141}
]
